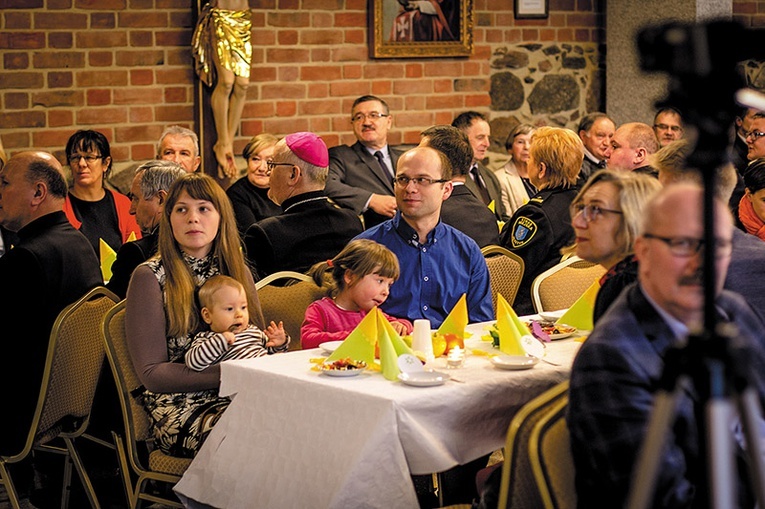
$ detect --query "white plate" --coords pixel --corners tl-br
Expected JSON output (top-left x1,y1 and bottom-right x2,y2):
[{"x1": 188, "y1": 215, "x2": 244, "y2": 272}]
[
  {"x1": 491, "y1": 354, "x2": 539, "y2": 370},
  {"x1": 398, "y1": 370, "x2": 450, "y2": 387},
  {"x1": 320, "y1": 366, "x2": 366, "y2": 377},
  {"x1": 319, "y1": 340, "x2": 344, "y2": 354},
  {"x1": 549, "y1": 328, "x2": 576, "y2": 340},
  {"x1": 539, "y1": 309, "x2": 567, "y2": 322}
]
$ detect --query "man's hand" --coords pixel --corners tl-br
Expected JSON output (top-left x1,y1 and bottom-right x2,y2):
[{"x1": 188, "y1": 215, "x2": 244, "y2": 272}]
[{"x1": 368, "y1": 194, "x2": 397, "y2": 217}]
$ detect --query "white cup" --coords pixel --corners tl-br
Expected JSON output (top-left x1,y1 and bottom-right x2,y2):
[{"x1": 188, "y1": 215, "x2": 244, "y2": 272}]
[{"x1": 412, "y1": 319, "x2": 434, "y2": 362}]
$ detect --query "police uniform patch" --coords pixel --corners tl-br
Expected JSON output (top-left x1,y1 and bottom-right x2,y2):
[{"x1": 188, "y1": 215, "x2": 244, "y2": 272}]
[{"x1": 511, "y1": 216, "x2": 537, "y2": 248}]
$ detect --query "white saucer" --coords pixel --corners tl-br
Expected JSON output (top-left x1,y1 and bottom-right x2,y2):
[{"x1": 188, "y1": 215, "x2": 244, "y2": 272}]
[
  {"x1": 490, "y1": 355, "x2": 538, "y2": 370},
  {"x1": 319, "y1": 340, "x2": 344, "y2": 354},
  {"x1": 538, "y1": 309, "x2": 567, "y2": 322},
  {"x1": 398, "y1": 370, "x2": 450, "y2": 387}
]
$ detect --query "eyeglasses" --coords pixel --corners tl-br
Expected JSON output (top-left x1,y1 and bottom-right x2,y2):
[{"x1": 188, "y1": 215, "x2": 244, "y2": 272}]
[
  {"x1": 654, "y1": 123, "x2": 683, "y2": 133},
  {"x1": 392, "y1": 175, "x2": 450, "y2": 187},
  {"x1": 265, "y1": 161, "x2": 295, "y2": 174},
  {"x1": 570, "y1": 203, "x2": 623, "y2": 223},
  {"x1": 351, "y1": 112, "x2": 390, "y2": 123},
  {"x1": 745, "y1": 130, "x2": 765, "y2": 141},
  {"x1": 68, "y1": 154, "x2": 102, "y2": 165},
  {"x1": 643, "y1": 233, "x2": 732, "y2": 257}
]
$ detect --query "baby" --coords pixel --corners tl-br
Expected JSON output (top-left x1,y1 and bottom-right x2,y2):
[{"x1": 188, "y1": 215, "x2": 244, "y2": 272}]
[{"x1": 185, "y1": 275, "x2": 289, "y2": 371}]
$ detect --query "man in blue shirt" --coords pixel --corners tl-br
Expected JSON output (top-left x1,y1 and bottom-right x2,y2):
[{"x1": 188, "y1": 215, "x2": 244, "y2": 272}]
[{"x1": 355, "y1": 145, "x2": 493, "y2": 327}]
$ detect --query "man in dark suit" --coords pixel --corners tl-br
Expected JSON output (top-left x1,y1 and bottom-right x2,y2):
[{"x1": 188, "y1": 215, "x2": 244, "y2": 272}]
[
  {"x1": 420, "y1": 125, "x2": 499, "y2": 248},
  {"x1": 325, "y1": 95, "x2": 402, "y2": 228},
  {"x1": 452, "y1": 111, "x2": 508, "y2": 222},
  {"x1": 106, "y1": 160, "x2": 186, "y2": 298},
  {"x1": 577, "y1": 111, "x2": 614, "y2": 182},
  {"x1": 245, "y1": 132, "x2": 364, "y2": 279},
  {"x1": 569, "y1": 184, "x2": 765, "y2": 508},
  {"x1": 0, "y1": 151, "x2": 102, "y2": 456}
]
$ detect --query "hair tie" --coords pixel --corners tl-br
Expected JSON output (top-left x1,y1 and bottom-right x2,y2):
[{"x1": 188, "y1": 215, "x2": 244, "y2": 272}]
[{"x1": 326, "y1": 259, "x2": 334, "y2": 268}]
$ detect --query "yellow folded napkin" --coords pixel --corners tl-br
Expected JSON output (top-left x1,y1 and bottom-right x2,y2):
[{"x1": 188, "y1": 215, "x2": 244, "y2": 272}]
[
  {"x1": 556, "y1": 279, "x2": 600, "y2": 331},
  {"x1": 100, "y1": 238, "x2": 117, "y2": 283},
  {"x1": 126, "y1": 231, "x2": 137, "y2": 243},
  {"x1": 326, "y1": 307, "x2": 414, "y2": 381},
  {"x1": 497, "y1": 294, "x2": 528, "y2": 356},
  {"x1": 437, "y1": 293, "x2": 468, "y2": 339}
]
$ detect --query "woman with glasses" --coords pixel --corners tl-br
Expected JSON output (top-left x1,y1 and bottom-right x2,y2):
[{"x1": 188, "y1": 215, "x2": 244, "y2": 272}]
[
  {"x1": 225, "y1": 133, "x2": 282, "y2": 236},
  {"x1": 499, "y1": 126, "x2": 583, "y2": 315},
  {"x1": 568, "y1": 169, "x2": 661, "y2": 322},
  {"x1": 63, "y1": 129, "x2": 141, "y2": 256}
]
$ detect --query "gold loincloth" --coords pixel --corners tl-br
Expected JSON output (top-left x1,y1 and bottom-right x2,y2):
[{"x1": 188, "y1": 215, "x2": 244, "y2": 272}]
[{"x1": 192, "y1": 5, "x2": 252, "y2": 87}]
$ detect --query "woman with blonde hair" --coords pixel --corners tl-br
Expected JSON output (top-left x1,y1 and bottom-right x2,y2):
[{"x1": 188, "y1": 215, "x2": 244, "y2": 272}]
[
  {"x1": 125, "y1": 172, "x2": 264, "y2": 457},
  {"x1": 495, "y1": 123, "x2": 536, "y2": 216},
  {"x1": 226, "y1": 133, "x2": 282, "y2": 235},
  {"x1": 568, "y1": 169, "x2": 661, "y2": 322}
]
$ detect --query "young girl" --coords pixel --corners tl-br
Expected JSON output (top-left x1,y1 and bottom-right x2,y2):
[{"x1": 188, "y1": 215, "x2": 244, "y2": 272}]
[{"x1": 300, "y1": 239, "x2": 413, "y2": 349}]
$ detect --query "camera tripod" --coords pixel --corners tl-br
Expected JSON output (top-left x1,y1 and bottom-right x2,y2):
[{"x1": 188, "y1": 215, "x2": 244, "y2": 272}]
[{"x1": 625, "y1": 19, "x2": 765, "y2": 509}]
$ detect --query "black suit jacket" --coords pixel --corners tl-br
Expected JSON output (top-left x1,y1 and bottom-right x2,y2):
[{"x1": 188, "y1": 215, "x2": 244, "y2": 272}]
[
  {"x1": 0, "y1": 211, "x2": 102, "y2": 455},
  {"x1": 244, "y1": 191, "x2": 364, "y2": 279},
  {"x1": 325, "y1": 141, "x2": 403, "y2": 228},
  {"x1": 440, "y1": 184, "x2": 500, "y2": 248},
  {"x1": 106, "y1": 231, "x2": 158, "y2": 299},
  {"x1": 464, "y1": 161, "x2": 508, "y2": 221}
]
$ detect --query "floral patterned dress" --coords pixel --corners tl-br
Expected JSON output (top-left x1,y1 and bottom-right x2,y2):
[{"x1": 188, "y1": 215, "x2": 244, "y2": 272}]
[{"x1": 141, "y1": 253, "x2": 231, "y2": 458}]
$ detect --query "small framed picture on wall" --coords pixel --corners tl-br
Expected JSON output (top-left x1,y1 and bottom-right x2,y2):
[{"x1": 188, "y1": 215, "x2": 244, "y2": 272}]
[
  {"x1": 514, "y1": 0, "x2": 549, "y2": 19},
  {"x1": 369, "y1": 0, "x2": 474, "y2": 59}
]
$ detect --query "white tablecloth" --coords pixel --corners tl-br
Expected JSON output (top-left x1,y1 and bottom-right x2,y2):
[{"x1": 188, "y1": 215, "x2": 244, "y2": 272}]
[{"x1": 174, "y1": 322, "x2": 583, "y2": 509}]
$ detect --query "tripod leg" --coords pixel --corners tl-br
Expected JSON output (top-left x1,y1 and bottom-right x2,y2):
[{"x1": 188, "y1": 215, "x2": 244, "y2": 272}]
[
  {"x1": 626, "y1": 384, "x2": 684, "y2": 509},
  {"x1": 706, "y1": 397, "x2": 737, "y2": 508},
  {"x1": 738, "y1": 387, "x2": 765, "y2": 507}
]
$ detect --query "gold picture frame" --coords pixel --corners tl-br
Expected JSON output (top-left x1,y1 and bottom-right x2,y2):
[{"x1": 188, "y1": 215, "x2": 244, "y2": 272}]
[{"x1": 369, "y1": 0, "x2": 474, "y2": 59}]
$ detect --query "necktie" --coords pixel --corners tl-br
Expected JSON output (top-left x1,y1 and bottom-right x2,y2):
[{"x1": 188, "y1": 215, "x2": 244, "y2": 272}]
[
  {"x1": 470, "y1": 165, "x2": 491, "y2": 205},
  {"x1": 374, "y1": 151, "x2": 391, "y2": 178},
  {"x1": 597, "y1": 160, "x2": 607, "y2": 169}
]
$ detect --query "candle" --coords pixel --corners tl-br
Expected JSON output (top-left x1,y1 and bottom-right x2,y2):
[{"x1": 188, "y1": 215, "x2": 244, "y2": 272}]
[{"x1": 447, "y1": 346, "x2": 464, "y2": 369}]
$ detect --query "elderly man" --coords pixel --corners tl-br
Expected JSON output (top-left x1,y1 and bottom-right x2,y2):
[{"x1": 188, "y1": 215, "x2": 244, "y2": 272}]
[
  {"x1": 106, "y1": 160, "x2": 186, "y2": 298},
  {"x1": 325, "y1": 95, "x2": 402, "y2": 228},
  {"x1": 156, "y1": 125, "x2": 201, "y2": 172},
  {"x1": 0, "y1": 151, "x2": 102, "y2": 456},
  {"x1": 568, "y1": 183, "x2": 765, "y2": 508},
  {"x1": 577, "y1": 112, "x2": 615, "y2": 181},
  {"x1": 653, "y1": 107, "x2": 684, "y2": 147},
  {"x1": 355, "y1": 145, "x2": 493, "y2": 327},
  {"x1": 452, "y1": 111, "x2": 508, "y2": 221},
  {"x1": 244, "y1": 132, "x2": 363, "y2": 278},
  {"x1": 419, "y1": 124, "x2": 499, "y2": 248},
  {"x1": 608, "y1": 121, "x2": 660, "y2": 176}
]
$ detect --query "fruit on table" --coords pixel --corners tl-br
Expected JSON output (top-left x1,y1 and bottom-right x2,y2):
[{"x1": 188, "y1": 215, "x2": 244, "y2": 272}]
[{"x1": 432, "y1": 334, "x2": 447, "y2": 357}]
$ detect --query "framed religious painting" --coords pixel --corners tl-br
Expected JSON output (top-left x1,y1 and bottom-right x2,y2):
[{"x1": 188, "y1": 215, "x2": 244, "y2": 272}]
[{"x1": 369, "y1": 0, "x2": 474, "y2": 59}]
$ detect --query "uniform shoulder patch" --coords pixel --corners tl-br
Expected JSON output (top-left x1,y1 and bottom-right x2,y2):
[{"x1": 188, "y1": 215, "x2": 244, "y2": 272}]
[
  {"x1": 511, "y1": 216, "x2": 537, "y2": 248},
  {"x1": 529, "y1": 196, "x2": 544, "y2": 204}
]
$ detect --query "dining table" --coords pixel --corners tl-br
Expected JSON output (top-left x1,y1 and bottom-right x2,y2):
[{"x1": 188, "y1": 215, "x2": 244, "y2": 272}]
[{"x1": 174, "y1": 319, "x2": 584, "y2": 509}]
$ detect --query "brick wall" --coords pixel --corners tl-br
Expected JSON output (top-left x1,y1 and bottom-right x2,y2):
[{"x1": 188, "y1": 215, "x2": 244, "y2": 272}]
[{"x1": 0, "y1": 0, "x2": 759, "y2": 170}]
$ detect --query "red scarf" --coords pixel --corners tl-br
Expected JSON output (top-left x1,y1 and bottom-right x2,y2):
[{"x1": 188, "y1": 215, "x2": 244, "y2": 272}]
[{"x1": 738, "y1": 194, "x2": 765, "y2": 241}]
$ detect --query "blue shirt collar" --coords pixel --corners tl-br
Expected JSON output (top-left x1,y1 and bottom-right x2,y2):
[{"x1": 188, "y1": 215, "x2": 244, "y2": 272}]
[{"x1": 392, "y1": 211, "x2": 444, "y2": 248}]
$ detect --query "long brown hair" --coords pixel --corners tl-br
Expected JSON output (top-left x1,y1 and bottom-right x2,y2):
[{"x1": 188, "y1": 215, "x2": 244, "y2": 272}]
[{"x1": 158, "y1": 173, "x2": 263, "y2": 336}]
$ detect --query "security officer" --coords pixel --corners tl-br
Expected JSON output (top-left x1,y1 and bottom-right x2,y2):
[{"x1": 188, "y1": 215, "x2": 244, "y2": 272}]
[{"x1": 500, "y1": 127, "x2": 583, "y2": 314}]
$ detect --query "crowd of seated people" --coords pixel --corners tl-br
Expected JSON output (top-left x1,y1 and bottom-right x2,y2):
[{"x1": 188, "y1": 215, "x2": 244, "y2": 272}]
[{"x1": 7, "y1": 95, "x2": 765, "y2": 509}]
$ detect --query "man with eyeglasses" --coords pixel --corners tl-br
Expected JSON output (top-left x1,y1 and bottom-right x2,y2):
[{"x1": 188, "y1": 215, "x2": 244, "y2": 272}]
[
  {"x1": 745, "y1": 112, "x2": 765, "y2": 162},
  {"x1": 652, "y1": 107, "x2": 684, "y2": 147},
  {"x1": 244, "y1": 132, "x2": 363, "y2": 279},
  {"x1": 355, "y1": 146, "x2": 493, "y2": 327},
  {"x1": 325, "y1": 95, "x2": 402, "y2": 229},
  {"x1": 569, "y1": 183, "x2": 765, "y2": 509}
]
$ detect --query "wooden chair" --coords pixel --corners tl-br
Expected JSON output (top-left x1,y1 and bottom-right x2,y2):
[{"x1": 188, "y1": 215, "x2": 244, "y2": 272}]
[
  {"x1": 529, "y1": 397, "x2": 575, "y2": 509},
  {"x1": 102, "y1": 301, "x2": 192, "y2": 509},
  {"x1": 481, "y1": 245, "x2": 525, "y2": 309},
  {"x1": 530, "y1": 256, "x2": 606, "y2": 313},
  {"x1": 255, "y1": 271, "x2": 325, "y2": 351},
  {"x1": 497, "y1": 381, "x2": 569, "y2": 509},
  {"x1": 0, "y1": 286, "x2": 119, "y2": 509}
]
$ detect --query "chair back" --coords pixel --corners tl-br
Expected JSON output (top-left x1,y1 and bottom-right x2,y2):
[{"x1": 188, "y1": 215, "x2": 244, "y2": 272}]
[
  {"x1": 16, "y1": 286, "x2": 119, "y2": 457},
  {"x1": 103, "y1": 300, "x2": 191, "y2": 508},
  {"x1": 530, "y1": 397, "x2": 575, "y2": 509},
  {"x1": 531, "y1": 256, "x2": 606, "y2": 313},
  {"x1": 497, "y1": 380, "x2": 569, "y2": 509},
  {"x1": 481, "y1": 245, "x2": 525, "y2": 310},
  {"x1": 256, "y1": 271, "x2": 325, "y2": 351}
]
